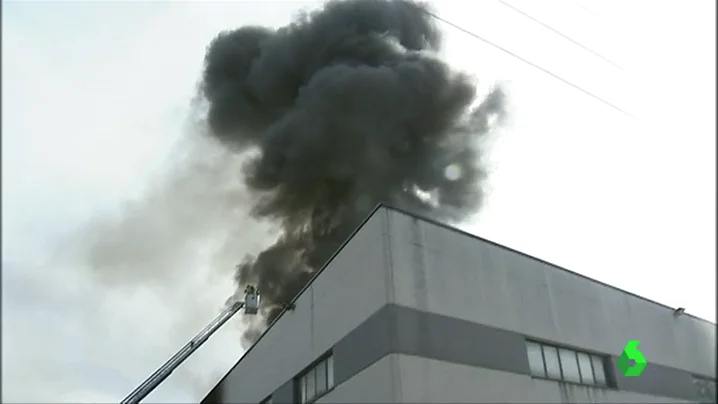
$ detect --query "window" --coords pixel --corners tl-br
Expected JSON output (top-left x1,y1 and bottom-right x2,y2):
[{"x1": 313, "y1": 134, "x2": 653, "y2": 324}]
[
  {"x1": 576, "y1": 352, "x2": 595, "y2": 384},
  {"x1": 591, "y1": 354, "x2": 607, "y2": 385},
  {"x1": 526, "y1": 341, "x2": 545, "y2": 377},
  {"x1": 543, "y1": 346, "x2": 562, "y2": 379},
  {"x1": 559, "y1": 348, "x2": 581, "y2": 383},
  {"x1": 298, "y1": 354, "x2": 335, "y2": 403},
  {"x1": 526, "y1": 341, "x2": 610, "y2": 387},
  {"x1": 693, "y1": 376, "x2": 717, "y2": 403}
]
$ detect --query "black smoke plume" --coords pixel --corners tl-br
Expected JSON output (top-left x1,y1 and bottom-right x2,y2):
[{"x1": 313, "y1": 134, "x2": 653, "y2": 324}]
[{"x1": 200, "y1": 0, "x2": 505, "y2": 345}]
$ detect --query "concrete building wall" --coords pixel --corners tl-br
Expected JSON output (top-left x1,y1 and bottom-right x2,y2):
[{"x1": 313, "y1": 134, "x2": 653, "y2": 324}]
[
  {"x1": 384, "y1": 208, "x2": 716, "y2": 378},
  {"x1": 207, "y1": 211, "x2": 393, "y2": 403}
]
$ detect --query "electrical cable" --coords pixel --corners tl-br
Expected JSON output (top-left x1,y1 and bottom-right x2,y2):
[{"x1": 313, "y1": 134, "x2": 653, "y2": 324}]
[
  {"x1": 496, "y1": 0, "x2": 624, "y2": 70},
  {"x1": 423, "y1": 9, "x2": 637, "y2": 120}
]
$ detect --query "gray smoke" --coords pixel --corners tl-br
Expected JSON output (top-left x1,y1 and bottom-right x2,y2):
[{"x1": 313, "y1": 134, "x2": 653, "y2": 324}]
[{"x1": 200, "y1": 0, "x2": 505, "y2": 346}]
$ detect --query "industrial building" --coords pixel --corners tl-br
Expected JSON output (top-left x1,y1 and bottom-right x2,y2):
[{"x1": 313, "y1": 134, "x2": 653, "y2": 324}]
[{"x1": 202, "y1": 204, "x2": 716, "y2": 404}]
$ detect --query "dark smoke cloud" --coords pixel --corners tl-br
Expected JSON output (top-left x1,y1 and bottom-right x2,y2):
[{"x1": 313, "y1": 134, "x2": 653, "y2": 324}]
[{"x1": 200, "y1": 0, "x2": 505, "y2": 345}]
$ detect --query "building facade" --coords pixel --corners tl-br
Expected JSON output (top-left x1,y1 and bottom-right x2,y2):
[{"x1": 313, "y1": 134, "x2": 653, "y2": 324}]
[{"x1": 202, "y1": 205, "x2": 716, "y2": 404}]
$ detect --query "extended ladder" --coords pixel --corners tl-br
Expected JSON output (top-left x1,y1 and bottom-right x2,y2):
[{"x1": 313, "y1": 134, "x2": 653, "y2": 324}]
[{"x1": 120, "y1": 286, "x2": 260, "y2": 404}]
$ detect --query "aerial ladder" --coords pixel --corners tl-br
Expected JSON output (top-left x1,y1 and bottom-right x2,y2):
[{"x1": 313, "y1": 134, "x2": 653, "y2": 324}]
[{"x1": 120, "y1": 285, "x2": 261, "y2": 404}]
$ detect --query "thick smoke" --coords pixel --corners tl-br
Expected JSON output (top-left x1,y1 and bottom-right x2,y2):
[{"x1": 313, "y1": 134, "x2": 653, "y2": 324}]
[{"x1": 200, "y1": 0, "x2": 505, "y2": 345}]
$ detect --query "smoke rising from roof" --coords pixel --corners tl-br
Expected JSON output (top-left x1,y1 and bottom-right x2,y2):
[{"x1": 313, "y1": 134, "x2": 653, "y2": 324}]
[{"x1": 200, "y1": 0, "x2": 505, "y2": 345}]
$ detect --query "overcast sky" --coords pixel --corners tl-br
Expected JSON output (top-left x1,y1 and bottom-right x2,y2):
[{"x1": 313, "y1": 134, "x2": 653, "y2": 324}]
[{"x1": 2, "y1": 0, "x2": 715, "y2": 402}]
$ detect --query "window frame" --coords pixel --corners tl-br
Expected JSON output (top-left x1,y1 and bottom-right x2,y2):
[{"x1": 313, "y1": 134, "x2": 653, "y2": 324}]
[
  {"x1": 558, "y1": 347, "x2": 582, "y2": 383},
  {"x1": 526, "y1": 340, "x2": 612, "y2": 388},
  {"x1": 526, "y1": 341, "x2": 547, "y2": 377},
  {"x1": 576, "y1": 351, "x2": 595, "y2": 385},
  {"x1": 541, "y1": 345, "x2": 562, "y2": 379},
  {"x1": 591, "y1": 354, "x2": 608, "y2": 386},
  {"x1": 296, "y1": 352, "x2": 335, "y2": 404}
]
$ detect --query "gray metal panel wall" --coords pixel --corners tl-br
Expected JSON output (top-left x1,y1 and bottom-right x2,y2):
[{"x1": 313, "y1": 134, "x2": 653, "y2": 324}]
[
  {"x1": 203, "y1": 206, "x2": 715, "y2": 403},
  {"x1": 395, "y1": 355, "x2": 696, "y2": 403},
  {"x1": 384, "y1": 208, "x2": 716, "y2": 378},
  {"x1": 208, "y1": 211, "x2": 393, "y2": 403}
]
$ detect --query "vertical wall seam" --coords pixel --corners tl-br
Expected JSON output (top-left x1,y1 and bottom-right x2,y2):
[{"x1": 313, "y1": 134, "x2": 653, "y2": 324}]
[
  {"x1": 381, "y1": 208, "x2": 401, "y2": 402},
  {"x1": 310, "y1": 286, "x2": 315, "y2": 355},
  {"x1": 382, "y1": 208, "x2": 396, "y2": 303}
]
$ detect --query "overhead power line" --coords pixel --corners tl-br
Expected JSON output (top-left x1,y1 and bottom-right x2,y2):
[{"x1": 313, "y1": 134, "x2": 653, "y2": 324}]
[
  {"x1": 423, "y1": 9, "x2": 636, "y2": 120},
  {"x1": 496, "y1": 0, "x2": 624, "y2": 71}
]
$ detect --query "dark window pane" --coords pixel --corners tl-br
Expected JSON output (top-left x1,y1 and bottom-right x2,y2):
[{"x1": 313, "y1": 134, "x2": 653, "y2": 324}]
[
  {"x1": 306, "y1": 368, "x2": 316, "y2": 400},
  {"x1": 316, "y1": 360, "x2": 327, "y2": 394}
]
